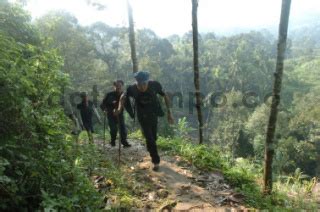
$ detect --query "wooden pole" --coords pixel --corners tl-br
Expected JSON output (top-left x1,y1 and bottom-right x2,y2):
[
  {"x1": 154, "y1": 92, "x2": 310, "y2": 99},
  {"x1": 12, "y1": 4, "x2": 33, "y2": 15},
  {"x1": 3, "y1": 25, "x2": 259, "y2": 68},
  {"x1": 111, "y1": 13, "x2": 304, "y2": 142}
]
[
  {"x1": 264, "y1": 0, "x2": 291, "y2": 195},
  {"x1": 103, "y1": 114, "x2": 106, "y2": 149},
  {"x1": 127, "y1": 0, "x2": 138, "y2": 73},
  {"x1": 191, "y1": 0, "x2": 204, "y2": 144}
]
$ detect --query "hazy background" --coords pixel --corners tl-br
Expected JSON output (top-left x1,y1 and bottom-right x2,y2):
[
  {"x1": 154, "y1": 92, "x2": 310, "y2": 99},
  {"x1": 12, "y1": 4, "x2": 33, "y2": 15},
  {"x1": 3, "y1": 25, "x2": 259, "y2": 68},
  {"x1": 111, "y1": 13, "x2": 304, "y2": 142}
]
[{"x1": 17, "y1": 0, "x2": 320, "y2": 37}]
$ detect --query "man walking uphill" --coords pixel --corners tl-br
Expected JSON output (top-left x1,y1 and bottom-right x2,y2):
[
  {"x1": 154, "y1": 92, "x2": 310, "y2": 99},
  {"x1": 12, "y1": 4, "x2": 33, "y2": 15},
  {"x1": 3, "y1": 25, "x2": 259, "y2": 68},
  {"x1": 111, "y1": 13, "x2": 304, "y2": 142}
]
[
  {"x1": 77, "y1": 92, "x2": 101, "y2": 143},
  {"x1": 100, "y1": 80, "x2": 134, "y2": 147},
  {"x1": 116, "y1": 71, "x2": 174, "y2": 171}
]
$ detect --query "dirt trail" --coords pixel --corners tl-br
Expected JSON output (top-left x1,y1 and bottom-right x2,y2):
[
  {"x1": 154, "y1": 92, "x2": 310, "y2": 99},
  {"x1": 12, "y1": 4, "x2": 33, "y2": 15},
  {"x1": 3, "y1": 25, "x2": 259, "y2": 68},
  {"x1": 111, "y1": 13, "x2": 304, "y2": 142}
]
[
  {"x1": 313, "y1": 183, "x2": 320, "y2": 208},
  {"x1": 97, "y1": 139, "x2": 249, "y2": 211}
]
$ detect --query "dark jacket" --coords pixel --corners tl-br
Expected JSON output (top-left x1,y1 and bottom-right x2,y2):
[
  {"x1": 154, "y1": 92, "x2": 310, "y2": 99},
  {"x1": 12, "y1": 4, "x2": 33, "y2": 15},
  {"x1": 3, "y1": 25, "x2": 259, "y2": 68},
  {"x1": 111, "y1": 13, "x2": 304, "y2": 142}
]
[
  {"x1": 125, "y1": 81, "x2": 165, "y2": 120},
  {"x1": 100, "y1": 91, "x2": 134, "y2": 118}
]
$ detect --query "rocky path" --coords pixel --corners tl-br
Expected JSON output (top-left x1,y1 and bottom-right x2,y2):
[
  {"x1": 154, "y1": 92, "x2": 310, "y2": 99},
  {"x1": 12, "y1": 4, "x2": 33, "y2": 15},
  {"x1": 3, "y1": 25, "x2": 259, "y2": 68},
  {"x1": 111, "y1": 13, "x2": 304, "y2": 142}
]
[{"x1": 95, "y1": 139, "x2": 250, "y2": 211}]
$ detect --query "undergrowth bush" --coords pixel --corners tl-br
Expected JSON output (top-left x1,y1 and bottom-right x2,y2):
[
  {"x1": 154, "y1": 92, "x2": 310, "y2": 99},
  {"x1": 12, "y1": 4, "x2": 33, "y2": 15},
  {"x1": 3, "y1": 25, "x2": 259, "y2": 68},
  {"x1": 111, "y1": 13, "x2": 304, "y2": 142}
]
[{"x1": 0, "y1": 29, "x2": 101, "y2": 210}]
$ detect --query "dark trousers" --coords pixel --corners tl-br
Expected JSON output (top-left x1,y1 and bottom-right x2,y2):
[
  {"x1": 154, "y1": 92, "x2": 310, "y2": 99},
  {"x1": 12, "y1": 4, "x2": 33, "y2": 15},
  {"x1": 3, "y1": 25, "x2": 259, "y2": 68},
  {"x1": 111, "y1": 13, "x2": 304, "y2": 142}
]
[
  {"x1": 139, "y1": 115, "x2": 160, "y2": 164},
  {"x1": 82, "y1": 119, "x2": 93, "y2": 143},
  {"x1": 107, "y1": 113, "x2": 128, "y2": 145},
  {"x1": 83, "y1": 119, "x2": 93, "y2": 133}
]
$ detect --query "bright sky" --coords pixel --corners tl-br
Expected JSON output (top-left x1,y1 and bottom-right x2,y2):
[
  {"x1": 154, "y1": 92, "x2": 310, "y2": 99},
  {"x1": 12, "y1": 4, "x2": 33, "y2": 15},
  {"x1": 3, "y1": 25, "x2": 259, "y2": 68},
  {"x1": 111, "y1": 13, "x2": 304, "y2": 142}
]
[{"x1": 21, "y1": 0, "x2": 320, "y2": 37}]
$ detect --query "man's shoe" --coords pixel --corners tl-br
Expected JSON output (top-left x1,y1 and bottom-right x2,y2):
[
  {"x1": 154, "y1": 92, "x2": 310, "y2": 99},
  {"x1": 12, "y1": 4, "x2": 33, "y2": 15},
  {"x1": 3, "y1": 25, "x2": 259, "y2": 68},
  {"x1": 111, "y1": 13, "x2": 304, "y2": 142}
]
[
  {"x1": 123, "y1": 143, "x2": 131, "y2": 148},
  {"x1": 152, "y1": 163, "x2": 160, "y2": 172},
  {"x1": 110, "y1": 142, "x2": 116, "y2": 147}
]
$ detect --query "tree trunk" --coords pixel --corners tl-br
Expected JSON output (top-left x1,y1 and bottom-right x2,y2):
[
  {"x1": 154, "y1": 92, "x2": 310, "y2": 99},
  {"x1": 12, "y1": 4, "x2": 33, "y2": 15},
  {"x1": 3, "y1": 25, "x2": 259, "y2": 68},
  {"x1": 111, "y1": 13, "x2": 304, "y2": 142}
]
[
  {"x1": 127, "y1": 0, "x2": 138, "y2": 73},
  {"x1": 264, "y1": 0, "x2": 291, "y2": 195},
  {"x1": 191, "y1": 0, "x2": 204, "y2": 144}
]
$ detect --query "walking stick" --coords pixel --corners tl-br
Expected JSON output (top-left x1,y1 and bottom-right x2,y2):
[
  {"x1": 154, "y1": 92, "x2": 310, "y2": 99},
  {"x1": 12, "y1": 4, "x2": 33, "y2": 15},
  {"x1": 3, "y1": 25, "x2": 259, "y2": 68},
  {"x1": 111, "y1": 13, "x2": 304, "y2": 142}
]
[
  {"x1": 103, "y1": 113, "x2": 106, "y2": 148},
  {"x1": 116, "y1": 113, "x2": 121, "y2": 167}
]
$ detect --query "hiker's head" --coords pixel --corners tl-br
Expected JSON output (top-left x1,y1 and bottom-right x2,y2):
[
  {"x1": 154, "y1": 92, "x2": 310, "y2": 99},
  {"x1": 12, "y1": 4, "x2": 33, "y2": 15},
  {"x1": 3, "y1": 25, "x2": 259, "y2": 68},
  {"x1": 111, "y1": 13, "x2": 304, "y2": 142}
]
[
  {"x1": 113, "y1": 80, "x2": 124, "y2": 93},
  {"x1": 134, "y1": 71, "x2": 149, "y2": 92},
  {"x1": 80, "y1": 92, "x2": 88, "y2": 101}
]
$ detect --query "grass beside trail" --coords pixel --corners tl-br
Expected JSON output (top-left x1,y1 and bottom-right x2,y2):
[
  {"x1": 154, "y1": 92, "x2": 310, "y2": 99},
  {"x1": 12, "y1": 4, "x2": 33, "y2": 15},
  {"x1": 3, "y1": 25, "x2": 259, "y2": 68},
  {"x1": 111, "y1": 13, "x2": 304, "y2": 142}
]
[{"x1": 155, "y1": 136, "x2": 318, "y2": 210}]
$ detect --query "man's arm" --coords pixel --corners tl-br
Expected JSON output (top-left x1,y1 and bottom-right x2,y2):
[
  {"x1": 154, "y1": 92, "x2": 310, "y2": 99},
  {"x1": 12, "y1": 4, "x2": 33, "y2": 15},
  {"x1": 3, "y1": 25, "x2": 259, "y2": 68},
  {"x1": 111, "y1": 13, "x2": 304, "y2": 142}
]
[
  {"x1": 117, "y1": 86, "x2": 132, "y2": 115},
  {"x1": 116, "y1": 93, "x2": 135, "y2": 119},
  {"x1": 124, "y1": 97, "x2": 134, "y2": 119},
  {"x1": 116, "y1": 93, "x2": 126, "y2": 114},
  {"x1": 100, "y1": 97, "x2": 106, "y2": 111},
  {"x1": 100, "y1": 93, "x2": 111, "y2": 113},
  {"x1": 154, "y1": 81, "x2": 174, "y2": 124},
  {"x1": 76, "y1": 108, "x2": 84, "y2": 129},
  {"x1": 92, "y1": 104, "x2": 102, "y2": 124},
  {"x1": 163, "y1": 94, "x2": 174, "y2": 124}
]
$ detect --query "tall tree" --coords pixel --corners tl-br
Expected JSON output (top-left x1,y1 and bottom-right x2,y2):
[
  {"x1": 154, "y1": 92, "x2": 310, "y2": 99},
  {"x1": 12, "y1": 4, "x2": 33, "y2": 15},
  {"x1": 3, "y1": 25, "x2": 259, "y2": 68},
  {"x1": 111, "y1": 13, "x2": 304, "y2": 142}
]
[
  {"x1": 264, "y1": 0, "x2": 291, "y2": 194},
  {"x1": 191, "y1": 0, "x2": 204, "y2": 144},
  {"x1": 127, "y1": 0, "x2": 138, "y2": 73}
]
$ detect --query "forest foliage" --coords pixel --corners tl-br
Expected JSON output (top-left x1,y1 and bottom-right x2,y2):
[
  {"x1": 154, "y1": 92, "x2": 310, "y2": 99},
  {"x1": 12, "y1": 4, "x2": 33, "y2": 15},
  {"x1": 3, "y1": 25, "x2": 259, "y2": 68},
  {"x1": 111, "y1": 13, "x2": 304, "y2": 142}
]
[{"x1": 0, "y1": 0, "x2": 319, "y2": 210}]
